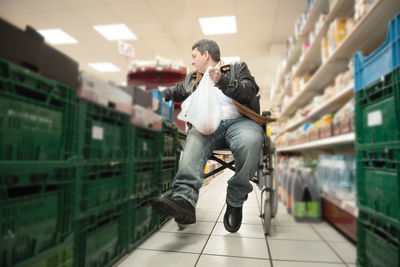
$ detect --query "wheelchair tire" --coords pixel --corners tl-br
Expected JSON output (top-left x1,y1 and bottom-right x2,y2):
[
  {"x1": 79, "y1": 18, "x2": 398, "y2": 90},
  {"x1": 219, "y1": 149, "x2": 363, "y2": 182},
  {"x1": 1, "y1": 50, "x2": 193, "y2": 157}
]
[{"x1": 263, "y1": 193, "x2": 272, "y2": 235}]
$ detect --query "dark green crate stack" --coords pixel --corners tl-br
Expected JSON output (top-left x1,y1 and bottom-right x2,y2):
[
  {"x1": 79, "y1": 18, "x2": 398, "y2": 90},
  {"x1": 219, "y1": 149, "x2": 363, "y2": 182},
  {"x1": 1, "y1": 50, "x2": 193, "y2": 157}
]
[
  {"x1": 160, "y1": 120, "x2": 178, "y2": 194},
  {"x1": 74, "y1": 98, "x2": 131, "y2": 267},
  {"x1": 355, "y1": 67, "x2": 400, "y2": 267},
  {"x1": 0, "y1": 58, "x2": 77, "y2": 267},
  {"x1": 127, "y1": 123, "x2": 162, "y2": 250}
]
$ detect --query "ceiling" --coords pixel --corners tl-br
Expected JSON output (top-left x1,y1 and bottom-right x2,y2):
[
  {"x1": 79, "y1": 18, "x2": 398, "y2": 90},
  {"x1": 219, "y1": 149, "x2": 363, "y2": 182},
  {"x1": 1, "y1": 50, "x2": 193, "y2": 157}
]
[{"x1": 0, "y1": 0, "x2": 305, "y2": 109}]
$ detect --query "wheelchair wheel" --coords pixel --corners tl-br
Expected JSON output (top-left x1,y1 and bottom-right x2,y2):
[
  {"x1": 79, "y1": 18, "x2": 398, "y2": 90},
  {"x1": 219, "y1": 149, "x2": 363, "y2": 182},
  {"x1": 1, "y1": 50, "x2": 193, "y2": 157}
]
[{"x1": 263, "y1": 192, "x2": 272, "y2": 235}]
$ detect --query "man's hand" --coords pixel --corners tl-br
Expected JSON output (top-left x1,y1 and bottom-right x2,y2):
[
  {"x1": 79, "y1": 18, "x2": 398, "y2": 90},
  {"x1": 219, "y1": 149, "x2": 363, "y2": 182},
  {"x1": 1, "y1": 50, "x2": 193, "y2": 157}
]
[{"x1": 209, "y1": 67, "x2": 221, "y2": 84}]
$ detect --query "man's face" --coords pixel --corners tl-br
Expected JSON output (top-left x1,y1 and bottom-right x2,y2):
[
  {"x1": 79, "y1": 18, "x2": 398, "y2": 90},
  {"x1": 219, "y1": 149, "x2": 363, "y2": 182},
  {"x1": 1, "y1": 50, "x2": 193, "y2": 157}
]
[{"x1": 191, "y1": 48, "x2": 207, "y2": 73}]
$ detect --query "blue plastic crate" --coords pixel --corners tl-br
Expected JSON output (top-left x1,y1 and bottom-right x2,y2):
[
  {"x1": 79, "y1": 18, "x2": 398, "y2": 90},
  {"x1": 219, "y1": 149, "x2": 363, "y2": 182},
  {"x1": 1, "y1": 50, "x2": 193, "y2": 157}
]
[
  {"x1": 151, "y1": 89, "x2": 173, "y2": 121},
  {"x1": 354, "y1": 12, "x2": 400, "y2": 92}
]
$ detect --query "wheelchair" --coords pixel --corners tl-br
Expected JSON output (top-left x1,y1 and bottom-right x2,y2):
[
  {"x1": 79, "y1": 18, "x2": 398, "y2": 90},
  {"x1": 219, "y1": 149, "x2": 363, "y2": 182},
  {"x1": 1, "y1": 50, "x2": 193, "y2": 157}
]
[{"x1": 203, "y1": 113, "x2": 278, "y2": 235}]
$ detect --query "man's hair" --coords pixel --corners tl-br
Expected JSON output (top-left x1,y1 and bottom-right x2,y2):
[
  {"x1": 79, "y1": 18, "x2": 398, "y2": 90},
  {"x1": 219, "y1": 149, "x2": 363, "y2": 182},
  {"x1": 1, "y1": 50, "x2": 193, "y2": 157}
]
[{"x1": 192, "y1": 39, "x2": 221, "y2": 62}]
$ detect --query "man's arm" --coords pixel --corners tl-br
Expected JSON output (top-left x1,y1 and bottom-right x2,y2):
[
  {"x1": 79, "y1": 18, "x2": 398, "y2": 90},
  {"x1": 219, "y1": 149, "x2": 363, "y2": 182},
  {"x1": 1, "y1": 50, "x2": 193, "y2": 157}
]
[
  {"x1": 215, "y1": 62, "x2": 259, "y2": 105},
  {"x1": 162, "y1": 72, "x2": 194, "y2": 102}
]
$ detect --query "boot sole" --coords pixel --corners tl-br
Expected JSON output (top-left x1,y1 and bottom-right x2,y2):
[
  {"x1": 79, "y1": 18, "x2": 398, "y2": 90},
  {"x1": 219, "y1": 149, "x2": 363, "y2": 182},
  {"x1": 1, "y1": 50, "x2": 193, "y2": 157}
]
[{"x1": 153, "y1": 196, "x2": 196, "y2": 224}]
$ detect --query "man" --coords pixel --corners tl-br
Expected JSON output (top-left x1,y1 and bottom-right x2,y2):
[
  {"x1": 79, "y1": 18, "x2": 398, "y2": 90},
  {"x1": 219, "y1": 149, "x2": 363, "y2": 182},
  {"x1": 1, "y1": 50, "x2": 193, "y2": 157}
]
[{"x1": 153, "y1": 39, "x2": 264, "y2": 233}]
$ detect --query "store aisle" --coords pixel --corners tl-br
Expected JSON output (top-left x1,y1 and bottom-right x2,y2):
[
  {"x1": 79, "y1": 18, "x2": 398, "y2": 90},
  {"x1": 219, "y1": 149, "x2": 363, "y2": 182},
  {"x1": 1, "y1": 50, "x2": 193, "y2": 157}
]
[{"x1": 116, "y1": 170, "x2": 356, "y2": 267}]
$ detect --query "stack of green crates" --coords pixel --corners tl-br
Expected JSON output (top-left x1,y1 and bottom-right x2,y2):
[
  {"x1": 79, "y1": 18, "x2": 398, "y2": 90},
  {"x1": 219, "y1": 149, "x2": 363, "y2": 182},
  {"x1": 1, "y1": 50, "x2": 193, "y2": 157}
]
[
  {"x1": 74, "y1": 98, "x2": 131, "y2": 266},
  {"x1": 0, "y1": 58, "x2": 76, "y2": 267},
  {"x1": 160, "y1": 120, "x2": 178, "y2": 194},
  {"x1": 127, "y1": 123, "x2": 162, "y2": 249},
  {"x1": 355, "y1": 67, "x2": 400, "y2": 267}
]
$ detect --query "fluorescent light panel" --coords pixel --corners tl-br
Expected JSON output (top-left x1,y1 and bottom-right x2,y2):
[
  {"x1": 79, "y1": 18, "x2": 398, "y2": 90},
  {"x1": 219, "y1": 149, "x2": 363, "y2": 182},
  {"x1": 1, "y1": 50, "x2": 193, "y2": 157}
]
[
  {"x1": 37, "y1": 29, "x2": 78, "y2": 44},
  {"x1": 93, "y1": 24, "x2": 137, "y2": 41},
  {"x1": 199, "y1": 16, "x2": 237, "y2": 35},
  {"x1": 89, "y1": 62, "x2": 120, "y2": 72}
]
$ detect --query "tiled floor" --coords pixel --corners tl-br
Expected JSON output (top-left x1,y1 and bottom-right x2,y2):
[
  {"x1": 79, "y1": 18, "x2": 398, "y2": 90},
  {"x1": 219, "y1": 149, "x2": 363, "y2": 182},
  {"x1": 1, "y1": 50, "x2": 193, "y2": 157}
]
[{"x1": 116, "y1": 170, "x2": 356, "y2": 267}]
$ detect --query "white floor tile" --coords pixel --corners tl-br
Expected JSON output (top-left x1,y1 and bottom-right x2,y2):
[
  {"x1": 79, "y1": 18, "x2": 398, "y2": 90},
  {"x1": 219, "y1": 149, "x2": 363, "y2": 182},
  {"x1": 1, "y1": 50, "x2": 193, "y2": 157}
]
[
  {"x1": 203, "y1": 235, "x2": 269, "y2": 259},
  {"x1": 268, "y1": 239, "x2": 342, "y2": 262},
  {"x1": 116, "y1": 249, "x2": 199, "y2": 267},
  {"x1": 197, "y1": 254, "x2": 271, "y2": 267},
  {"x1": 273, "y1": 260, "x2": 347, "y2": 267},
  {"x1": 268, "y1": 224, "x2": 321, "y2": 241},
  {"x1": 328, "y1": 241, "x2": 356, "y2": 263},
  {"x1": 160, "y1": 220, "x2": 215, "y2": 235},
  {"x1": 138, "y1": 232, "x2": 208, "y2": 253},
  {"x1": 312, "y1": 226, "x2": 348, "y2": 242},
  {"x1": 196, "y1": 211, "x2": 221, "y2": 222},
  {"x1": 117, "y1": 171, "x2": 357, "y2": 267},
  {"x1": 212, "y1": 222, "x2": 265, "y2": 239}
]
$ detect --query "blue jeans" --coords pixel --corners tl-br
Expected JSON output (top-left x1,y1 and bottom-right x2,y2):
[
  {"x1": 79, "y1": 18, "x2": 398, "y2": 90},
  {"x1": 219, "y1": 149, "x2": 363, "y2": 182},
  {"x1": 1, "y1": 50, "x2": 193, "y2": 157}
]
[{"x1": 172, "y1": 117, "x2": 264, "y2": 208}]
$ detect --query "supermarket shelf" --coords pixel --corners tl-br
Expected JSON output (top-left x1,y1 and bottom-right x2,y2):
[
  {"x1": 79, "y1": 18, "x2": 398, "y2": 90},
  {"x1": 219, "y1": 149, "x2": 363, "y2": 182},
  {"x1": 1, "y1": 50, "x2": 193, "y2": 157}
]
[
  {"x1": 279, "y1": 0, "x2": 400, "y2": 119},
  {"x1": 280, "y1": 84, "x2": 354, "y2": 134},
  {"x1": 293, "y1": 0, "x2": 353, "y2": 79},
  {"x1": 277, "y1": 132, "x2": 355, "y2": 152},
  {"x1": 322, "y1": 193, "x2": 357, "y2": 242},
  {"x1": 127, "y1": 66, "x2": 187, "y2": 88},
  {"x1": 271, "y1": 0, "x2": 329, "y2": 102},
  {"x1": 322, "y1": 192, "x2": 358, "y2": 218},
  {"x1": 298, "y1": 0, "x2": 329, "y2": 37}
]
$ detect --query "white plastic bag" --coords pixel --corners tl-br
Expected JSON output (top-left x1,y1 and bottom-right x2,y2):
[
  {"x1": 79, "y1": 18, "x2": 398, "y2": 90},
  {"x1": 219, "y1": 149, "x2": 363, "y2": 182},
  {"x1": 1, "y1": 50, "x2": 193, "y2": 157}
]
[{"x1": 178, "y1": 69, "x2": 222, "y2": 135}]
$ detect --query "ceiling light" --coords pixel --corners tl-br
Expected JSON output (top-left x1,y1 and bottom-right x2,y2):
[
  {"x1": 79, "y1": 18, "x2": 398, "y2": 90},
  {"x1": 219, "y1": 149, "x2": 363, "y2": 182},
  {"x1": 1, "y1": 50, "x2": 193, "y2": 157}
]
[
  {"x1": 199, "y1": 16, "x2": 237, "y2": 35},
  {"x1": 222, "y1": 57, "x2": 240, "y2": 63},
  {"x1": 89, "y1": 62, "x2": 120, "y2": 72},
  {"x1": 93, "y1": 24, "x2": 137, "y2": 41},
  {"x1": 37, "y1": 29, "x2": 78, "y2": 44}
]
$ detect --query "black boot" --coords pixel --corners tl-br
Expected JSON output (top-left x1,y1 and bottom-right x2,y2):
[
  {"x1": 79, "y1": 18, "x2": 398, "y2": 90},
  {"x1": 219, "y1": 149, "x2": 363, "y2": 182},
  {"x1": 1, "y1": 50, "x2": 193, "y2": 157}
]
[
  {"x1": 153, "y1": 195, "x2": 196, "y2": 224},
  {"x1": 223, "y1": 204, "x2": 242, "y2": 233}
]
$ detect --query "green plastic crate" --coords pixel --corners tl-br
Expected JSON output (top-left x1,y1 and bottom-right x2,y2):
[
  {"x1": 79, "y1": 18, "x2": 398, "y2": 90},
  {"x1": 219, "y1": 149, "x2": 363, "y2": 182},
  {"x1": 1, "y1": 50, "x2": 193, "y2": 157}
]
[
  {"x1": 129, "y1": 125, "x2": 161, "y2": 159},
  {"x1": 357, "y1": 209, "x2": 399, "y2": 267},
  {"x1": 77, "y1": 100, "x2": 130, "y2": 160},
  {"x1": 160, "y1": 158, "x2": 177, "y2": 194},
  {"x1": 357, "y1": 147, "x2": 400, "y2": 225},
  {"x1": 74, "y1": 160, "x2": 130, "y2": 218},
  {"x1": 0, "y1": 161, "x2": 74, "y2": 267},
  {"x1": 74, "y1": 204, "x2": 126, "y2": 267},
  {"x1": 355, "y1": 67, "x2": 400, "y2": 149},
  {"x1": 0, "y1": 58, "x2": 77, "y2": 161},
  {"x1": 131, "y1": 159, "x2": 160, "y2": 203},
  {"x1": 15, "y1": 235, "x2": 74, "y2": 267},
  {"x1": 130, "y1": 201, "x2": 159, "y2": 249},
  {"x1": 162, "y1": 120, "x2": 178, "y2": 157}
]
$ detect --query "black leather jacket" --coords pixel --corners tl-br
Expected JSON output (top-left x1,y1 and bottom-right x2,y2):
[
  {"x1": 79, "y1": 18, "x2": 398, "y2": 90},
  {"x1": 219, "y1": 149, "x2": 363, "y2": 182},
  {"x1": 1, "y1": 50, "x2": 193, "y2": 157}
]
[{"x1": 163, "y1": 61, "x2": 261, "y2": 114}]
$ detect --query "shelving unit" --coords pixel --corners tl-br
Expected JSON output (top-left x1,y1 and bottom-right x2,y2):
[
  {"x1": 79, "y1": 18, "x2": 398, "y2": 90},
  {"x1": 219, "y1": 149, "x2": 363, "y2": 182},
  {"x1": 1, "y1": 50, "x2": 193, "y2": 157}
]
[
  {"x1": 279, "y1": 0, "x2": 400, "y2": 119},
  {"x1": 277, "y1": 132, "x2": 354, "y2": 152},
  {"x1": 279, "y1": 84, "x2": 354, "y2": 135},
  {"x1": 274, "y1": 0, "x2": 400, "y2": 243}
]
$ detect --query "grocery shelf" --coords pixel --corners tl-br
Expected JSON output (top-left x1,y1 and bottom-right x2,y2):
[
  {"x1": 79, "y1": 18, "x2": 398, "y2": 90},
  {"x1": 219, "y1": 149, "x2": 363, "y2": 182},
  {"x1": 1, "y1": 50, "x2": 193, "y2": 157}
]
[
  {"x1": 298, "y1": 0, "x2": 329, "y2": 37},
  {"x1": 322, "y1": 192, "x2": 358, "y2": 218},
  {"x1": 279, "y1": 0, "x2": 400, "y2": 119},
  {"x1": 293, "y1": 0, "x2": 353, "y2": 79},
  {"x1": 279, "y1": 84, "x2": 354, "y2": 135},
  {"x1": 277, "y1": 132, "x2": 355, "y2": 152},
  {"x1": 127, "y1": 66, "x2": 186, "y2": 88},
  {"x1": 321, "y1": 192, "x2": 357, "y2": 242}
]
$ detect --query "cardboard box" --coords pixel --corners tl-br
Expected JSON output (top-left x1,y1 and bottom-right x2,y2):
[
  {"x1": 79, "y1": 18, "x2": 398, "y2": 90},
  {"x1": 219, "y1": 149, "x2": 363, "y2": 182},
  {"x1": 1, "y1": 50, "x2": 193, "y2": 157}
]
[{"x1": 0, "y1": 18, "x2": 79, "y2": 88}]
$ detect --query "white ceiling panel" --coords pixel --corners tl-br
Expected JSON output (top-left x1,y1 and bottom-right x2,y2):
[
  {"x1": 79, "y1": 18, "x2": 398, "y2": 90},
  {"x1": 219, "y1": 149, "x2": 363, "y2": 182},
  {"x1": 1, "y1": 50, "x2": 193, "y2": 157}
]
[{"x1": 1, "y1": 0, "x2": 306, "y2": 96}]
